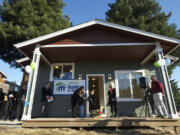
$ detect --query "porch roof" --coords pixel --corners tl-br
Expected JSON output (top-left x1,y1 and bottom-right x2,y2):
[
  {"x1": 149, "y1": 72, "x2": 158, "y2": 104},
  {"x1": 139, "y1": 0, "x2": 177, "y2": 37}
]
[
  {"x1": 39, "y1": 44, "x2": 155, "y2": 63},
  {"x1": 14, "y1": 20, "x2": 180, "y2": 64}
]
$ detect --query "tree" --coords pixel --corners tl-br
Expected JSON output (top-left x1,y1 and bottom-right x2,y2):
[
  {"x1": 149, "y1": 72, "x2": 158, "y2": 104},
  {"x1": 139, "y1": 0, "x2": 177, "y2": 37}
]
[
  {"x1": 106, "y1": 0, "x2": 177, "y2": 38},
  {"x1": 106, "y1": 0, "x2": 180, "y2": 76},
  {"x1": 170, "y1": 80, "x2": 180, "y2": 111},
  {"x1": 0, "y1": 0, "x2": 71, "y2": 67}
]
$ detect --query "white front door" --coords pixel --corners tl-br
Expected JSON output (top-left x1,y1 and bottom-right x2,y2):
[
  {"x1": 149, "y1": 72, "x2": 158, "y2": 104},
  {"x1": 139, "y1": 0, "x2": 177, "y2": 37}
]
[{"x1": 86, "y1": 74, "x2": 106, "y2": 117}]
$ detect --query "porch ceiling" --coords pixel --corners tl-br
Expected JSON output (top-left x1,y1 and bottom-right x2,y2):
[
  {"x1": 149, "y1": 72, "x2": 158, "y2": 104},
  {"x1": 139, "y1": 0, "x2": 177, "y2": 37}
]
[{"x1": 40, "y1": 45, "x2": 155, "y2": 63}]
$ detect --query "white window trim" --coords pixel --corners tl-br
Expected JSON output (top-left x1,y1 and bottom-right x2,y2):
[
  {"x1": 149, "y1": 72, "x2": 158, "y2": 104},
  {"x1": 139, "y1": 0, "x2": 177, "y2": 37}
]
[
  {"x1": 49, "y1": 63, "x2": 75, "y2": 81},
  {"x1": 114, "y1": 70, "x2": 145, "y2": 102}
]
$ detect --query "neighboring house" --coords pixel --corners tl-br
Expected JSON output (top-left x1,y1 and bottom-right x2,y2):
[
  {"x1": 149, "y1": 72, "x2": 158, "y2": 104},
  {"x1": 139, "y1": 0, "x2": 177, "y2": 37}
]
[
  {"x1": 0, "y1": 70, "x2": 7, "y2": 83},
  {"x1": 0, "y1": 70, "x2": 9, "y2": 93},
  {"x1": 6, "y1": 81, "x2": 20, "y2": 92},
  {"x1": 0, "y1": 70, "x2": 20, "y2": 93},
  {"x1": 14, "y1": 20, "x2": 180, "y2": 120}
]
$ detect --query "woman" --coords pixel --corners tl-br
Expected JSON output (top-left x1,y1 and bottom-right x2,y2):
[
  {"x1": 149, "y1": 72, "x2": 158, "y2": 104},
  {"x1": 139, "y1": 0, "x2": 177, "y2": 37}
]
[
  {"x1": 41, "y1": 82, "x2": 52, "y2": 117},
  {"x1": 78, "y1": 87, "x2": 86, "y2": 118},
  {"x1": 71, "y1": 87, "x2": 82, "y2": 117},
  {"x1": 108, "y1": 82, "x2": 117, "y2": 117},
  {"x1": 88, "y1": 89, "x2": 96, "y2": 114}
]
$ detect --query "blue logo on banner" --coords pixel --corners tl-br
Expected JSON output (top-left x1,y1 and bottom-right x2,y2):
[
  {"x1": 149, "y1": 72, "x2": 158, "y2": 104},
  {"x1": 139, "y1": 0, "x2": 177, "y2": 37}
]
[{"x1": 56, "y1": 82, "x2": 66, "y2": 92}]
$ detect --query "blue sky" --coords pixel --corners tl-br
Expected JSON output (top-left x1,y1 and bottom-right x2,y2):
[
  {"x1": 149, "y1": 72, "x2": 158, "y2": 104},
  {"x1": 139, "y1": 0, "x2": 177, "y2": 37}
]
[{"x1": 0, "y1": 0, "x2": 180, "y2": 86}]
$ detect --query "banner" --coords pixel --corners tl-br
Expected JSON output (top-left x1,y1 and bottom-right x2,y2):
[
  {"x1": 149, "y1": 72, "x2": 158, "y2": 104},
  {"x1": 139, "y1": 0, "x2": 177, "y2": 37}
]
[{"x1": 53, "y1": 80, "x2": 86, "y2": 95}]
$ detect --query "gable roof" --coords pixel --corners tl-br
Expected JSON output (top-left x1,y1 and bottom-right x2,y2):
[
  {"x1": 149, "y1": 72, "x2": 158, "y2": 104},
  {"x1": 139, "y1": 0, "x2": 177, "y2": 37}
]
[
  {"x1": 0, "y1": 70, "x2": 7, "y2": 78},
  {"x1": 14, "y1": 19, "x2": 180, "y2": 49}
]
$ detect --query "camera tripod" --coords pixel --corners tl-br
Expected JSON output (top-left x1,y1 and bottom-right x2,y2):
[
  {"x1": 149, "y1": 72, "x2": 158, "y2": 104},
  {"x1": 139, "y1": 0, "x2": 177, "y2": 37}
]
[
  {"x1": 139, "y1": 90, "x2": 151, "y2": 119},
  {"x1": 139, "y1": 88, "x2": 161, "y2": 119}
]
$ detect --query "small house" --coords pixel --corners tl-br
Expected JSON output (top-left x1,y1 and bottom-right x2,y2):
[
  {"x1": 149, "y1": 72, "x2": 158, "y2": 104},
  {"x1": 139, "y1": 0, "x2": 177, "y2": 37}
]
[{"x1": 15, "y1": 20, "x2": 180, "y2": 120}]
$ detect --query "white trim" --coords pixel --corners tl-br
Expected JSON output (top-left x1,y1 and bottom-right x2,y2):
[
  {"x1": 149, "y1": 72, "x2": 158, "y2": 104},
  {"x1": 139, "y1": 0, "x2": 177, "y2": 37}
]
[
  {"x1": 86, "y1": 74, "x2": 107, "y2": 117},
  {"x1": 156, "y1": 43, "x2": 179, "y2": 119},
  {"x1": 40, "y1": 43, "x2": 155, "y2": 48},
  {"x1": 117, "y1": 99, "x2": 143, "y2": 102},
  {"x1": 168, "y1": 113, "x2": 179, "y2": 119},
  {"x1": 114, "y1": 70, "x2": 145, "y2": 102},
  {"x1": 165, "y1": 54, "x2": 179, "y2": 61},
  {"x1": 14, "y1": 20, "x2": 97, "y2": 48},
  {"x1": 14, "y1": 20, "x2": 180, "y2": 49},
  {"x1": 129, "y1": 72, "x2": 133, "y2": 99},
  {"x1": 16, "y1": 57, "x2": 30, "y2": 64},
  {"x1": 49, "y1": 65, "x2": 54, "y2": 81},
  {"x1": 141, "y1": 49, "x2": 156, "y2": 65},
  {"x1": 49, "y1": 63, "x2": 75, "y2": 81},
  {"x1": 27, "y1": 46, "x2": 41, "y2": 119},
  {"x1": 98, "y1": 20, "x2": 180, "y2": 44}
]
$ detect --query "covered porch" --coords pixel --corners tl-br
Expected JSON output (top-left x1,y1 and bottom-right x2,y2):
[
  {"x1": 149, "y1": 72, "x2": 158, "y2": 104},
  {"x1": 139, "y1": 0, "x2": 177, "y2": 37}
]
[{"x1": 14, "y1": 20, "x2": 180, "y2": 124}]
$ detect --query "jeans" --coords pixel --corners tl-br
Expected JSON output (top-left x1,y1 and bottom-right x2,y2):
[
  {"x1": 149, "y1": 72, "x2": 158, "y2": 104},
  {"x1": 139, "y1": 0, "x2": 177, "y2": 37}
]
[
  {"x1": 79, "y1": 105, "x2": 84, "y2": 118},
  {"x1": 153, "y1": 92, "x2": 168, "y2": 116}
]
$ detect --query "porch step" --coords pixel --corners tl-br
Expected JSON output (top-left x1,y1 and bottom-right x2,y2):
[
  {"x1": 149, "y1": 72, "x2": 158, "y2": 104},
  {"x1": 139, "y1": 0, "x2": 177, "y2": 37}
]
[{"x1": 22, "y1": 117, "x2": 180, "y2": 128}]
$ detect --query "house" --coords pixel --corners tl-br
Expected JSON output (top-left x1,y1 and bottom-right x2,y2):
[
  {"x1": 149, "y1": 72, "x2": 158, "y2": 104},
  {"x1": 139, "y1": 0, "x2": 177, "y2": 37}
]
[
  {"x1": 14, "y1": 20, "x2": 180, "y2": 120},
  {"x1": 6, "y1": 80, "x2": 20, "y2": 92},
  {"x1": 0, "y1": 70, "x2": 9, "y2": 93},
  {"x1": 0, "y1": 70, "x2": 20, "y2": 93},
  {"x1": 0, "y1": 70, "x2": 7, "y2": 83}
]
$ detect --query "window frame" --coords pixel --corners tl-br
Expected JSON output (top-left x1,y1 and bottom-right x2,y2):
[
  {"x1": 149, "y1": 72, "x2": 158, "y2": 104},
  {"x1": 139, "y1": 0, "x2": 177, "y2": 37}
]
[
  {"x1": 114, "y1": 70, "x2": 145, "y2": 102},
  {"x1": 49, "y1": 63, "x2": 75, "y2": 81}
]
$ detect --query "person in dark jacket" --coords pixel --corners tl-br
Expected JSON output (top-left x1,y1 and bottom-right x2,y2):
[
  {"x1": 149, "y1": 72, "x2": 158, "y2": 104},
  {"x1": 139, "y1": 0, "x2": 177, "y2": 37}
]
[
  {"x1": 16, "y1": 85, "x2": 27, "y2": 121},
  {"x1": 78, "y1": 88, "x2": 86, "y2": 118},
  {"x1": 88, "y1": 89, "x2": 96, "y2": 114},
  {"x1": 41, "y1": 82, "x2": 52, "y2": 117},
  {"x1": 5, "y1": 87, "x2": 16, "y2": 120},
  {"x1": 71, "y1": 87, "x2": 82, "y2": 117},
  {"x1": 151, "y1": 75, "x2": 168, "y2": 117},
  {"x1": 0, "y1": 88, "x2": 4, "y2": 118},
  {"x1": 108, "y1": 82, "x2": 117, "y2": 117}
]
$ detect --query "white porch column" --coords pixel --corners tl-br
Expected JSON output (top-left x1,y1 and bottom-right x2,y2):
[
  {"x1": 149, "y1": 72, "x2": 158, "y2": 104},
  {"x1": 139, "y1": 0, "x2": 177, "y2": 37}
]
[
  {"x1": 155, "y1": 42, "x2": 179, "y2": 119},
  {"x1": 22, "y1": 45, "x2": 41, "y2": 120}
]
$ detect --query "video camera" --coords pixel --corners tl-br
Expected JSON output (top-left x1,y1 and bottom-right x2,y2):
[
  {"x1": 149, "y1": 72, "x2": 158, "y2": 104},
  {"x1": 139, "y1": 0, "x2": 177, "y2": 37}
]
[
  {"x1": 139, "y1": 77, "x2": 152, "y2": 99},
  {"x1": 139, "y1": 77, "x2": 148, "y2": 89}
]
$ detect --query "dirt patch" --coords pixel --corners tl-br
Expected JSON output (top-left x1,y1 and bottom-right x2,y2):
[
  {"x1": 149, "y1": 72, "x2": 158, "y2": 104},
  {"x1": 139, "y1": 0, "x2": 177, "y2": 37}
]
[{"x1": 0, "y1": 126, "x2": 180, "y2": 135}]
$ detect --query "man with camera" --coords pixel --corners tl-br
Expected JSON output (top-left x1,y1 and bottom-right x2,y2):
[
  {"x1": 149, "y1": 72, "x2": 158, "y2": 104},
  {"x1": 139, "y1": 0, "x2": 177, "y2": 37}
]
[{"x1": 151, "y1": 75, "x2": 168, "y2": 118}]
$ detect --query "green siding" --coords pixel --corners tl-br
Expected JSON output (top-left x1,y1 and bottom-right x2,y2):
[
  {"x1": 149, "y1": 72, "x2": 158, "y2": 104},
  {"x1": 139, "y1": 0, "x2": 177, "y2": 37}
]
[
  {"x1": 75, "y1": 61, "x2": 157, "y2": 117},
  {"x1": 32, "y1": 61, "x2": 158, "y2": 118},
  {"x1": 32, "y1": 64, "x2": 51, "y2": 117}
]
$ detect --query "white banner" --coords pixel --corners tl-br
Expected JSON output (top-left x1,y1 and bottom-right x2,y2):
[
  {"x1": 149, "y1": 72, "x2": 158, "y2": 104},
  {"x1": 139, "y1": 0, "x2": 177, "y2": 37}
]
[{"x1": 53, "y1": 80, "x2": 86, "y2": 95}]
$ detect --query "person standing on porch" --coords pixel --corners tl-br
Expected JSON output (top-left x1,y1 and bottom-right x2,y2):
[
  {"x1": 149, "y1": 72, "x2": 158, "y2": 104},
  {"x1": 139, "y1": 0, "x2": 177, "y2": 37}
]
[
  {"x1": 108, "y1": 82, "x2": 117, "y2": 117},
  {"x1": 41, "y1": 82, "x2": 52, "y2": 117},
  {"x1": 78, "y1": 87, "x2": 86, "y2": 118},
  {"x1": 88, "y1": 89, "x2": 96, "y2": 114},
  {"x1": 71, "y1": 87, "x2": 82, "y2": 118},
  {"x1": 151, "y1": 75, "x2": 168, "y2": 118}
]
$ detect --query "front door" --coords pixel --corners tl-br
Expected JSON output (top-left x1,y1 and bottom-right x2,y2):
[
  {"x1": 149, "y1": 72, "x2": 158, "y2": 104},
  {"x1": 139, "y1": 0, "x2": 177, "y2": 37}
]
[{"x1": 86, "y1": 74, "x2": 106, "y2": 117}]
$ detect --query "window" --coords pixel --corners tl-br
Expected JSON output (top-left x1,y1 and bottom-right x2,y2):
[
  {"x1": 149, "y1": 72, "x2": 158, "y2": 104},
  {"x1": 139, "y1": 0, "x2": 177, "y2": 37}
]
[
  {"x1": 115, "y1": 70, "x2": 145, "y2": 101},
  {"x1": 50, "y1": 63, "x2": 74, "y2": 81}
]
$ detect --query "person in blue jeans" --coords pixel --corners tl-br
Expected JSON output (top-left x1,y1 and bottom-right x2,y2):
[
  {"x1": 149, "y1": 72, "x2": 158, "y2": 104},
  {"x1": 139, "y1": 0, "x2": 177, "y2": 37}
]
[{"x1": 78, "y1": 87, "x2": 85, "y2": 118}]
